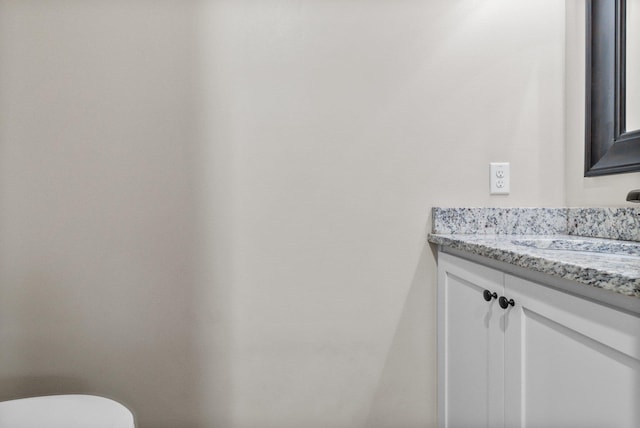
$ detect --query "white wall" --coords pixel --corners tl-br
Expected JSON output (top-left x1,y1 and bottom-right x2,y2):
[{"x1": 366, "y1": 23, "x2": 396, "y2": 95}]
[
  {"x1": 0, "y1": 2, "x2": 202, "y2": 426},
  {"x1": 565, "y1": 0, "x2": 640, "y2": 206},
  {"x1": 197, "y1": 1, "x2": 565, "y2": 427},
  {"x1": 0, "y1": 1, "x2": 565, "y2": 427}
]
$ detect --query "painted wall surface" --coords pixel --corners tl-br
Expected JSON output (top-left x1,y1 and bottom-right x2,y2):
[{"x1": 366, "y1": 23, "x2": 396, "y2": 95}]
[
  {"x1": 0, "y1": 2, "x2": 201, "y2": 427},
  {"x1": 565, "y1": 0, "x2": 640, "y2": 206},
  {"x1": 0, "y1": 1, "x2": 565, "y2": 427}
]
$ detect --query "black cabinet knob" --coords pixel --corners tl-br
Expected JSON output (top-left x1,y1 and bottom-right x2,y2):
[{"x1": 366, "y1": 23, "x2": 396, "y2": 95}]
[
  {"x1": 499, "y1": 296, "x2": 515, "y2": 309},
  {"x1": 483, "y1": 290, "x2": 498, "y2": 302}
]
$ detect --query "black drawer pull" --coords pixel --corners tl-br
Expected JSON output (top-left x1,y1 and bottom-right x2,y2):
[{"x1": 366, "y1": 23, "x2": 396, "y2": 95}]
[
  {"x1": 483, "y1": 290, "x2": 498, "y2": 302},
  {"x1": 499, "y1": 296, "x2": 515, "y2": 309}
]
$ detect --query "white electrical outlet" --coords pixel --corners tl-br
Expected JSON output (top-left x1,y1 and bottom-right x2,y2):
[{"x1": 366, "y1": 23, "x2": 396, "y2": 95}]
[{"x1": 490, "y1": 162, "x2": 510, "y2": 195}]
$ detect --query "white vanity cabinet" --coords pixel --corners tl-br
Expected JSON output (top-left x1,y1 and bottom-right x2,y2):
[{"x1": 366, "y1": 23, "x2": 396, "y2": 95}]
[
  {"x1": 438, "y1": 252, "x2": 640, "y2": 428},
  {"x1": 437, "y1": 252, "x2": 505, "y2": 428}
]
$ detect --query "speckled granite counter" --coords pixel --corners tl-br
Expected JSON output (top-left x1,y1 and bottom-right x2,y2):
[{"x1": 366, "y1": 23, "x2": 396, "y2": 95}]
[{"x1": 428, "y1": 208, "x2": 640, "y2": 299}]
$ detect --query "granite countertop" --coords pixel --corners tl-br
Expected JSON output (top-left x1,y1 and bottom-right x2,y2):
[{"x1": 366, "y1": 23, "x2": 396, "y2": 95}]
[
  {"x1": 429, "y1": 208, "x2": 640, "y2": 300},
  {"x1": 428, "y1": 233, "x2": 640, "y2": 298}
]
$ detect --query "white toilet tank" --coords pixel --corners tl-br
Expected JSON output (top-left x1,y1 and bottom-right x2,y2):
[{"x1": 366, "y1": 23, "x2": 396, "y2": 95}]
[{"x1": 0, "y1": 394, "x2": 134, "y2": 428}]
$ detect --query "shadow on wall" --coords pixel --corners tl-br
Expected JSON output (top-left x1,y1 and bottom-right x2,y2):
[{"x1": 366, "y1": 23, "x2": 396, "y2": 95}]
[
  {"x1": 364, "y1": 244, "x2": 437, "y2": 427},
  {"x1": 0, "y1": 376, "x2": 90, "y2": 400},
  {"x1": 0, "y1": 271, "x2": 94, "y2": 401}
]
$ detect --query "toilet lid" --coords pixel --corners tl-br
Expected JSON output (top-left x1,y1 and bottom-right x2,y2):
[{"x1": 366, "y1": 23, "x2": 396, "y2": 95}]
[{"x1": 0, "y1": 394, "x2": 134, "y2": 428}]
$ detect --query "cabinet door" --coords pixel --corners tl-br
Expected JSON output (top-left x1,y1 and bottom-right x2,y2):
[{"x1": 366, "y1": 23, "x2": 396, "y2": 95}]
[
  {"x1": 504, "y1": 274, "x2": 640, "y2": 428},
  {"x1": 438, "y1": 253, "x2": 505, "y2": 428}
]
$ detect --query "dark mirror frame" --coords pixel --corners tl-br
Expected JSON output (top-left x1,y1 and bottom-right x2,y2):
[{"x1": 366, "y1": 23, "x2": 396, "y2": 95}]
[{"x1": 586, "y1": 0, "x2": 640, "y2": 176}]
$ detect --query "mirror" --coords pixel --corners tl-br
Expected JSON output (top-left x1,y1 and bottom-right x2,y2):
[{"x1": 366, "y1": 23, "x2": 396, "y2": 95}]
[
  {"x1": 628, "y1": 0, "x2": 640, "y2": 130},
  {"x1": 586, "y1": 0, "x2": 640, "y2": 176}
]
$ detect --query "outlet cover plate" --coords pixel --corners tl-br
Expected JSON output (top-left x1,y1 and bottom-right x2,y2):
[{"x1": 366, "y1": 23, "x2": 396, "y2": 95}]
[{"x1": 490, "y1": 162, "x2": 510, "y2": 195}]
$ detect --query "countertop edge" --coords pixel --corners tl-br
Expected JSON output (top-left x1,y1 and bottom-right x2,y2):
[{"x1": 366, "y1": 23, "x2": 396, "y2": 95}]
[{"x1": 428, "y1": 233, "x2": 640, "y2": 301}]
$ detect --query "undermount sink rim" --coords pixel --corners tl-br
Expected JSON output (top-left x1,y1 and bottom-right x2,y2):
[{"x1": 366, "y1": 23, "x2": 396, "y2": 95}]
[{"x1": 510, "y1": 237, "x2": 640, "y2": 258}]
